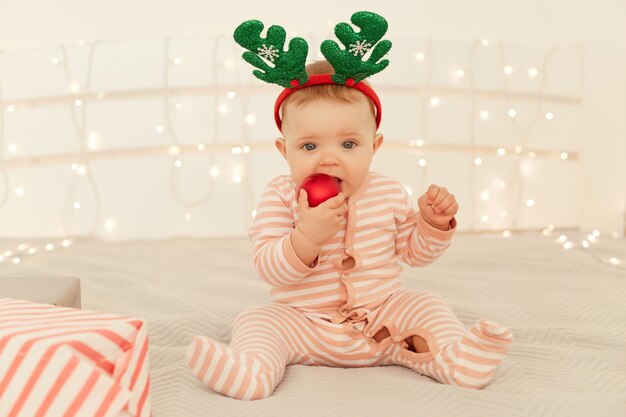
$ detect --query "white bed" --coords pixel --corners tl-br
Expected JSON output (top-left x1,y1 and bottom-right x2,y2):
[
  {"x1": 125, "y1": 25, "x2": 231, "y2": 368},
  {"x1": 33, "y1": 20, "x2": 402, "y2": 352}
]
[{"x1": 1, "y1": 233, "x2": 625, "y2": 417}]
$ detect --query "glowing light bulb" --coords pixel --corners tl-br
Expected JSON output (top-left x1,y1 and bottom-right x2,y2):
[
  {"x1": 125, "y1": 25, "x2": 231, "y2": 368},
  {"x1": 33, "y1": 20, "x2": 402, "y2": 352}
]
[
  {"x1": 209, "y1": 167, "x2": 220, "y2": 177},
  {"x1": 558, "y1": 235, "x2": 567, "y2": 243},
  {"x1": 545, "y1": 112, "x2": 554, "y2": 120},
  {"x1": 18, "y1": 244, "x2": 27, "y2": 251},
  {"x1": 528, "y1": 67, "x2": 539, "y2": 78},
  {"x1": 497, "y1": 148, "x2": 506, "y2": 156},
  {"x1": 415, "y1": 52, "x2": 425, "y2": 61},
  {"x1": 45, "y1": 243, "x2": 55, "y2": 251},
  {"x1": 8, "y1": 144, "x2": 17, "y2": 154},
  {"x1": 172, "y1": 57, "x2": 182, "y2": 65},
  {"x1": 169, "y1": 145, "x2": 180, "y2": 155},
  {"x1": 62, "y1": 239, "x2": 72, "y2": 248},
  {"x1": 51, "y1": 57, "x2": 60, "y2": 65},
  {"x1": 74, "y1": 99, "x2": 83, "y2": 107},
  {"x1": 418, "y1": 159, "x2": 427, "y2": 167},
  {"x1": 104, "y1": 219, "x2": 116, "y2": 231},
  {"x1": 184, "y1": 213, "x2": 191, "y2": 221},
  {"x1": 608, "y1": 257, "x2": 622, "y2": 265},
  {"x1": 251, "y1": 210, "x2": 257, "y2": 218},
  {"x1": 6, "y1": 105, "x2": 15, "y2": 112},
  {"x1": 526, "y1": 199, "x2": 535, "y2": 207},
  {"x1": 480, "y1": 190, "x2": 490, "y2": 201},
  {"x1": 474, "y1": 157, "x2": 482, "y2": 166},
  {"x1": 174, "y1": 160, "x2": 182, "y2": 168},
  {"x1": 233, "y1": 175, "x2": 242, "y2": 183},
  {"x1": 227, "y1": 91, "x2": 237, "y2": 99},
  {"x1": 479, "y1": 110, "x2": 489, "y2": 121},
  {"x1": 528, "y1": 151, "x2": 536, "y2": 158},
  {"x1": 430, "y1": 97, "x2": 440, "y2": 107},
  {"x1": 499, "y1": 210, "x2": 508, "y2": 218},
  {"x1": 503, "y1": 65, "x2": 513, "y2": 75},
  {"x1": 231, "y1": 147, "x2": 242, "y2": 154},
  {"x1": 515, "y1": 146, "x2": 523, "y2": 154},
  {"x1": 581, "y1": 240, "x2": 589, "y2": 248},
  {"x1": 175, "y1": 103, "x2": 183, "y2": 110},
  {"x1": 14, "y1": 186, "x2": 24, "y2": 197},
  {"x1": 503, "y1": 230, "x2": 511, "y2": 238},
  {"x1": 155, "y1": 125, "x2": 165, "y2": 133},
  {"x1": 592, "y1": 230, "x2": 600, "y2": 237},
  {"x1": 70, "y1": 82, "x2": 80, "y2": 93},
  {"x1": 405, "y1": 186, "x2": 414, "y2": 196},
  {"x1": 218, "y1": 104, "x2": 228, "y2": 114},
  {"x1": 243, "y1": 145, "x2": 250, "y2": 153},
  {"x1": 508, "y1": 109, "x2": 517, "y2": 118},
  {"x1": 197, "y1": 144, "x2": 205, "y2": 151},
  {"x1": 73, "y1": 202, "x2": 81, "y2": 210},
  {"x1": 481, "y1": 215, "x2": 489, "y2": 222},
  {"x1": 480, "y1": 38, "x2": 490, "y2": 47},
  {"x1": 12, "y1": 257, "x2": 20, "y2": 264},
  {"x1": 27, "y1": 248, "x2": 37, "y2": 255},
  {"x1": 455, "y1": 68, "x2": 465, "y2": 77},
  {"x1": 415, "y1": 139, "x2": 424, "y2": 147},
  {"x1": 245, "y1": 114, "x2": 256, "y2": 125},
  {"x1": 560, "y1": 152, "x2": 568, "y2": 160},
  {"x1": 563, "y1": 241, "x2": 574, "y2": 250}
]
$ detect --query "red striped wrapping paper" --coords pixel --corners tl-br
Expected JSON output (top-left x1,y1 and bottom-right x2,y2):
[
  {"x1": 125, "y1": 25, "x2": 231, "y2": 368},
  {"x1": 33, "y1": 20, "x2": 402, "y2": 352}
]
[{"x1": 0, "y1": 298, "x2": 151, "y2": 417}]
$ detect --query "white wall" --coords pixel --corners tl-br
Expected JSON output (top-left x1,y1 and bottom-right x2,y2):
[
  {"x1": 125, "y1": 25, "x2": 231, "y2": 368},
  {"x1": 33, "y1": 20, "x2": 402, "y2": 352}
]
[{"x1": 0, "y1": 0, "x2": 624, "y2": 238}]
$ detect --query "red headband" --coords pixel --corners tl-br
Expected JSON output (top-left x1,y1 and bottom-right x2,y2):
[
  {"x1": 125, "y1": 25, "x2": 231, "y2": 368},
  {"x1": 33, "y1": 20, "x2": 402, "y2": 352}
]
[{"x1": 273, "y1": 74, "x2": 382, "y2": 131}]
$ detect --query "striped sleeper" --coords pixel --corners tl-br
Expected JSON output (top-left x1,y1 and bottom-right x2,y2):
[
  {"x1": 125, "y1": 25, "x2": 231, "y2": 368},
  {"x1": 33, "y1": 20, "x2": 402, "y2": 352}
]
[{"x1": 188, "y1": 172, "x2": 513, "y2": 399}]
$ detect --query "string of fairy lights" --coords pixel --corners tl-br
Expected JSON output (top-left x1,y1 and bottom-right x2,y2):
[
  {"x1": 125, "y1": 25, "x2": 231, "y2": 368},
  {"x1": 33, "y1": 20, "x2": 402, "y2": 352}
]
[{"x1": 0, "y1": 36, "x2": 624, "y2": 270}]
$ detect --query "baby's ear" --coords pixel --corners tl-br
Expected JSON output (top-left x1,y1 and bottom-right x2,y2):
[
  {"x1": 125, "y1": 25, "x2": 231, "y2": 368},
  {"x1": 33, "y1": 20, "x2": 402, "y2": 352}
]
[
  {"x1": 372, "y1": 133, "x2": 384, "y2": 154},
  {"x1": 275, "y1": 137, "x2": 288, "y2": 159}
]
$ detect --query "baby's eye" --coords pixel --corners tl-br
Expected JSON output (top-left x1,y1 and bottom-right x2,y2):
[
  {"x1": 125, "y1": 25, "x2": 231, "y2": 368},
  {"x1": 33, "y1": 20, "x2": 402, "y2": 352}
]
[
  {"x1": 302, "y1": 143, "x2": 316, "y2": 151},
  {"x1": 342, "y1": 141, "x2": 357, "y2": 149}
]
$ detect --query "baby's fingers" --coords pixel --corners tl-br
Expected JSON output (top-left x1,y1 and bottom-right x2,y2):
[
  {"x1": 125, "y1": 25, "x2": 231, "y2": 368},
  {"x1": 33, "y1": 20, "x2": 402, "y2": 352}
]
[
  {"x1": 320, "y1": 192, "x2": 346, "y2": 209},
  {"x1": 298, "y1": 189, "x2": 310, "y2": 210}
]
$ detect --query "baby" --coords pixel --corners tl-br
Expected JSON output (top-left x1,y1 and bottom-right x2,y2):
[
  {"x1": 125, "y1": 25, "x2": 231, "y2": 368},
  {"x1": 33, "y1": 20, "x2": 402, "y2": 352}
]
[{"x1": 187, "y1": 14, "x2": 513, "y2": 400}]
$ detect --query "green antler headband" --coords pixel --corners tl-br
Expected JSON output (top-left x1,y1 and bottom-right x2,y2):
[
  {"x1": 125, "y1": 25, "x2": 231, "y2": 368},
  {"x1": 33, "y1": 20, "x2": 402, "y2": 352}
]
[{"x1": 233, "y1": 11, "x2": 392, "y2": 131}]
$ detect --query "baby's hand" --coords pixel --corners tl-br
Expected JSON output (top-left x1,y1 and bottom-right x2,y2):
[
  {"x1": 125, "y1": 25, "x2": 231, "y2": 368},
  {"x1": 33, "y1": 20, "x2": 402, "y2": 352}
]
[
  {"x1": 417, "y1": 184, "x2": 458, "y2": 231},
  {"x1": 296, "y1": 189, "x2": 347, "y2": 246}
]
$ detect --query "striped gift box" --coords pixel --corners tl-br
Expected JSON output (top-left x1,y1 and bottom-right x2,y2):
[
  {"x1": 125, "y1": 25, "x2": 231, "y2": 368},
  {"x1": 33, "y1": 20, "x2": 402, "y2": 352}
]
[{"x1": 0, "y1": 299, "x2": 151, "y2": 417}]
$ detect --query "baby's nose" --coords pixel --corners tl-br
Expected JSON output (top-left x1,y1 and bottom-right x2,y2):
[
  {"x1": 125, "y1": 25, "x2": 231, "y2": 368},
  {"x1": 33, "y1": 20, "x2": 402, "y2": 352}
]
[{"x1": 319, "y1": 151, "x2": 340, "y2": 165}]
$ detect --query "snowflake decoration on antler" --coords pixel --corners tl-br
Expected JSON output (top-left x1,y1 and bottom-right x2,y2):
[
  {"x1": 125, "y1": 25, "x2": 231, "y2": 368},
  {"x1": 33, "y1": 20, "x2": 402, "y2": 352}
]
[
  {"x1": 257, "y1": 44, "x2": 280, "y2": 62},
  {"x1": 348, "y1": 39, "x2": 372, "y2": 57}
]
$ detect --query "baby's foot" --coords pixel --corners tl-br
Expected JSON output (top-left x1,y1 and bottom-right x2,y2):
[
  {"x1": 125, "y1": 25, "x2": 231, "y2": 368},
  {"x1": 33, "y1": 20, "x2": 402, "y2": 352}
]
[
  {"x1": 186, "y1": 336, "x2": 277, "y2": 400},
  {"x1": 435, "y1": 319, "x2": 513, "y2": 389}
]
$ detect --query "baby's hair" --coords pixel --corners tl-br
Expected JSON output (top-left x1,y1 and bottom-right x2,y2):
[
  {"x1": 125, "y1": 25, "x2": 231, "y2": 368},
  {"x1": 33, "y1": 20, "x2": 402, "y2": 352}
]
[{"x1": 281, "y1": 60, "x2": 377, "y2": 123}]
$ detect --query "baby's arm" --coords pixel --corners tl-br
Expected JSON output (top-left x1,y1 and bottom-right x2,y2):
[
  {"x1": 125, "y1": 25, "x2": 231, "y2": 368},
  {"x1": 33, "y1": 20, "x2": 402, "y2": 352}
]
[
  {"x1": 394, "y1": 183, "x2": 457, "y2": 267},
  {"x1": 248, "y1": 179, "x2": 320, "y2": 287}
]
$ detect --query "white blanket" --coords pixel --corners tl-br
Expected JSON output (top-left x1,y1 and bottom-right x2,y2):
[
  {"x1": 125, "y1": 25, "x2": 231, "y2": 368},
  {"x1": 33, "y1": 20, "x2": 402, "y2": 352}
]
[{"x1": 1, "y1": 233, "x2": 625, "y2": 417}]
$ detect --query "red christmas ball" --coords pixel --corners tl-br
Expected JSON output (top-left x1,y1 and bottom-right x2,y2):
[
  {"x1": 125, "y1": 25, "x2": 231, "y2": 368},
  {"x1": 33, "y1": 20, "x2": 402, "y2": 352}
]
[{"x1": 297, "y1": 173, "x2": 342, "y2": 207}]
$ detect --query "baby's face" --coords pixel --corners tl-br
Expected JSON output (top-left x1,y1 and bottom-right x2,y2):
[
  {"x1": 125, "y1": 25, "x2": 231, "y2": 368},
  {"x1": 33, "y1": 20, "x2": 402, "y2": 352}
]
[{"x1": 276, "y1": 97, "x2": 383, "y2": 198}]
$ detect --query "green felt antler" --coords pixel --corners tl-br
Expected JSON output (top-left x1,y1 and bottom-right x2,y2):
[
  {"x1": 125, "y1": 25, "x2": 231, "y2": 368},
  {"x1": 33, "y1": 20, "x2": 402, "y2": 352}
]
[
  {"x1": 321, "y1": 11, "x2": 392, "y2": 85},
  {"x1": 233, "y1": 19, "x2": 309, "y2": 88}
]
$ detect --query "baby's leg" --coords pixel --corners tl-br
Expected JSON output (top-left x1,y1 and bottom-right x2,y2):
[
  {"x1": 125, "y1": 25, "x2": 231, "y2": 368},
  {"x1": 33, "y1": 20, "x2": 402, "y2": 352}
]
[
  {"x1": 187, "y1": 303, "x2": 309, "y2": 400},
  {"x1": 373, "y1": 289, "x2": 513, "y2": 389}
]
